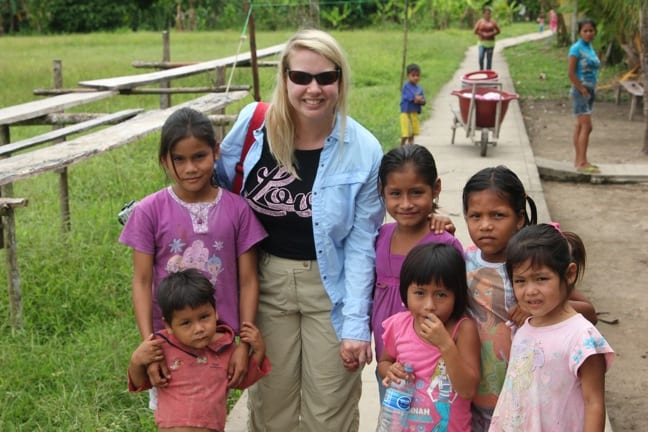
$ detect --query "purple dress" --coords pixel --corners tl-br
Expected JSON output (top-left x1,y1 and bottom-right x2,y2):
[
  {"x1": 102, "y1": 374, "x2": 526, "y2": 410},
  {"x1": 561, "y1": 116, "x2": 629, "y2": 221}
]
[
  {"x1": 371, "y1": 222, "x2": 463, "y2": 360},
  {"x1": 119, "y1": 186, "x2": 267, "y2": 333}
]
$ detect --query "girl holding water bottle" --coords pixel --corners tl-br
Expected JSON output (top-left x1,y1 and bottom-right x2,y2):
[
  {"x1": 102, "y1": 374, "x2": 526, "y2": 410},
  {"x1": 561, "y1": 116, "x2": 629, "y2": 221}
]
[{"x1": 377, "y1": 243, "x2": 481, "y2": 431}]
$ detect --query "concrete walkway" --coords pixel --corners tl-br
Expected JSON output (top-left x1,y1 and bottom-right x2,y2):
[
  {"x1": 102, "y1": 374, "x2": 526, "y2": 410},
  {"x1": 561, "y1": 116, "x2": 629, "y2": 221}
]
[{"x1": 226, "y1": 30, "x2": 618, "y2": 432}]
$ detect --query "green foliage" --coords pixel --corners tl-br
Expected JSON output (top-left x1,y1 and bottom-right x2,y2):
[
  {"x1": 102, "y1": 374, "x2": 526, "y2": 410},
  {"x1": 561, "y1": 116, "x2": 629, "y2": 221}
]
[
  {"x1": 1, "y1": 0, "x2": 548, "y2": 34},
  {"x1": 321, "y1": 3, "x2": 354, "y2": 29},
  {"x1": 46, "y1": 0, "x2": 137, "y2": 33},
  {"x1": 572, "y1": 0, "x2": 638, "y2": 67}
]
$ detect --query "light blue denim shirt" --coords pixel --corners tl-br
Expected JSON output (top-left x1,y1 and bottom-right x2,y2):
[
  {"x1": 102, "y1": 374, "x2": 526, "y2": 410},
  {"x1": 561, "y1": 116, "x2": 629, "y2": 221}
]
[{"x1": 216, "y1": 102, "x2": 385, "y2": 342}]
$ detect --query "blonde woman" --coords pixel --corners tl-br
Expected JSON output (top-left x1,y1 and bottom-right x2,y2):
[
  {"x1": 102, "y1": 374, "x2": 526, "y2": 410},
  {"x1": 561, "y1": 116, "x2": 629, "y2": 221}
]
[{"x1": 216, "y1": 29, "x2": 384, "y2": 431}]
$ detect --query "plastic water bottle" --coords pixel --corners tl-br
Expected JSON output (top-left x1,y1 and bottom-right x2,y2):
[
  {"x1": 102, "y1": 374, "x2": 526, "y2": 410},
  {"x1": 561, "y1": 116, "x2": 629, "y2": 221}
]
[{"x1": 376, "y1": 363, "x2": 415, "y2": 432}]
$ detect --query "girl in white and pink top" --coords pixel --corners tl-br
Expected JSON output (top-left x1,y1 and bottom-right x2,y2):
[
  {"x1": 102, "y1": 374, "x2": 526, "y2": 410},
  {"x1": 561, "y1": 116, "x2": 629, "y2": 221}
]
[
  {"x1": 378, "y1": 243, "x2": 480, "y2": 431},
  {"x1": 490, "y1": 224, "x2": 614, "y2": 431}
]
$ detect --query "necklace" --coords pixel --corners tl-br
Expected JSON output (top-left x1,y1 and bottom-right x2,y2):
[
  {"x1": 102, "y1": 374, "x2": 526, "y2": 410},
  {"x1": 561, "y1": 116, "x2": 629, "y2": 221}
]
[{"x1": 168, "y1": 186, "x2": 221, "y2": 233}]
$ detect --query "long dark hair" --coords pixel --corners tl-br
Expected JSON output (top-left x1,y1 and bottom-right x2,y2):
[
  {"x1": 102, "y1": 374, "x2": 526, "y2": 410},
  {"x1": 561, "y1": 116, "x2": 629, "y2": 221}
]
[{"x1": 462, "y1": 165, "x2": 537, "y2": 226}]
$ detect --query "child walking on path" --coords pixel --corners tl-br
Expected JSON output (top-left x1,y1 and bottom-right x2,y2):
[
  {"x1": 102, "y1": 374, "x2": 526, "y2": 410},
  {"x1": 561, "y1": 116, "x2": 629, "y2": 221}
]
[
  {"x1": 120, "y1": 107, "x2": 267, "y2": 392},
  {"x1": 378, "y1": 243, "x2": 481, "y2": 431},
  {"x1": 490, "y1": 224, "x2": 614, "y2": 431},
  {"x1": 128, "y1": 269, "x2": 271, "y2": 431},
  {"x1": 462, "y1": 166, "x2": 597, "y2": 431},
  {"x1": 372, "y1": 144, "x2": 463, "y2": 401},
  {"x1": 400, "y1": 64, "x2": 426, "y2": 145}
]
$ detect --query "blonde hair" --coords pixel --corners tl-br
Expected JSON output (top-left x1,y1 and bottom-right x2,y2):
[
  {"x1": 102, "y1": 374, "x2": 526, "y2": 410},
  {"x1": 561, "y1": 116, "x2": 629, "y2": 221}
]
[{"x1": 266, "y1": 29, "x2": 350, "y2": 176}]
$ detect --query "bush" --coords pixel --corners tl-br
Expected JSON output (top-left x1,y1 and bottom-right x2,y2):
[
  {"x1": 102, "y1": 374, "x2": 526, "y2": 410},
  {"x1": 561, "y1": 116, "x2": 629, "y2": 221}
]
[{"x1": 47, "y1": 0, "x2": 137, "y2": 33}]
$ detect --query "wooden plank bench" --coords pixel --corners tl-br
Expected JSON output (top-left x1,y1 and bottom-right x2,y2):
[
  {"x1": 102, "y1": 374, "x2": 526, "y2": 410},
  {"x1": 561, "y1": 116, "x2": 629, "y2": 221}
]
[
  {"x1": 615, "y1": 80, "x2": 644, "y2": 121},
  {"x1": 0, "y1": 90, "x2": 117, "y2": 125},
  {"x1": 0, "y1": 91, "x2": 248, "y2": 329},
  {"x1": 0, "y1": 91, "x2": 248, "y2": 186},
  {"x1": 0, "y1": 109, "x2": 143, "y2": 157},
  {"x1": 79, "y1": 44, "x2": 285, "y2": 91}
]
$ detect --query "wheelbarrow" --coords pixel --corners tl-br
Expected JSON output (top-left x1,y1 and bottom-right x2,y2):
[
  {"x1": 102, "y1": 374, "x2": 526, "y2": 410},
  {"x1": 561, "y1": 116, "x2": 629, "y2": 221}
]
[{"x1": 450, "y1": 83, "x2": 519, "y2": 156}]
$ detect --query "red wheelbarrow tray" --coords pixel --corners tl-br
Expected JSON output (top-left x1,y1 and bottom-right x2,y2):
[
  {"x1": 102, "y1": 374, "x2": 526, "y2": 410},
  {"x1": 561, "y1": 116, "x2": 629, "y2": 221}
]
[{"x1": 451, "y1": 87, "x2": 519, "y2": 128}]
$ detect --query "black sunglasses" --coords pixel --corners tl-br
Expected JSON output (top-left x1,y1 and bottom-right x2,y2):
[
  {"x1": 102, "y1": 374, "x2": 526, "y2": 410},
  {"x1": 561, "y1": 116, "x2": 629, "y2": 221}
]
[{"x1": 286, "y1": 69, "x2": 341, "y2": 86}]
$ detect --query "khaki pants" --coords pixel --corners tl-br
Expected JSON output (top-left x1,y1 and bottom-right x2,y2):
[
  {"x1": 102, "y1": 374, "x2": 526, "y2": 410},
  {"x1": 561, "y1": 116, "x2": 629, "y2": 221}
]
[{"x1": 248, "y1": 253, "x2": 361, "y2": 432}]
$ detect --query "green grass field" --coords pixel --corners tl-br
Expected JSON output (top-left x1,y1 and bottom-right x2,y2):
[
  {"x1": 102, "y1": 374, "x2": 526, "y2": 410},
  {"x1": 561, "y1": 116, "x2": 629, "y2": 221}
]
[{"x1": 0, "y1": 25, "x2": 545, "y2": 430}]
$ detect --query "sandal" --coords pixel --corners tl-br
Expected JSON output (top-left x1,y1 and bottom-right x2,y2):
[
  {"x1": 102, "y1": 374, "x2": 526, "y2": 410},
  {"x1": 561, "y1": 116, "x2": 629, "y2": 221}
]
[{"x1": 577, "y1": 164, "x2": 600, "y2": 174}]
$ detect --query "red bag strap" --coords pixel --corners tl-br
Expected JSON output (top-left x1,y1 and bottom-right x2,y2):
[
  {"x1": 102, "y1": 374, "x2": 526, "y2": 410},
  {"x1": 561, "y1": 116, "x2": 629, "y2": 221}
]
[{"x1": 232, "y1": 101, "x2": 269, "y2": 194}]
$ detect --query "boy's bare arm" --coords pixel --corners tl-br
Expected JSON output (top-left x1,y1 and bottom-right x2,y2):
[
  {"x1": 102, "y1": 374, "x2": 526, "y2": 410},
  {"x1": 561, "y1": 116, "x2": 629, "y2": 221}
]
[{"x1": 129, "y1": 335, "x2": 164, "y2": 389}]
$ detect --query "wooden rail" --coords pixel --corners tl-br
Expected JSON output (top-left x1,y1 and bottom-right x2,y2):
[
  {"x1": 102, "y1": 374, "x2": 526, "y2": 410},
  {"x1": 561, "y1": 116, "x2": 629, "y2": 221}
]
[
  {"x1": 79, "y1": 43, "x2": 285, "y2": 91},
  {"x1": 0, "y1": 91, "x2": 116, "y2": 125},
  {"x1": 0, "y1": 91, "x2": 247, "y2": 186},
  {"x1": 0, "y1": 109, "x2": 143, "y2": 157}
]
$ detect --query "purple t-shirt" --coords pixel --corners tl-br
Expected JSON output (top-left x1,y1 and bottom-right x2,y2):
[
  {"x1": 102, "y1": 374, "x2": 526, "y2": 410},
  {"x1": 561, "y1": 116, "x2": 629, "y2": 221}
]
[
  {"x1": 119, "y1": 186, "x2": 267, "y2": 333},
  {"x1": 371, "y1": 222, "x2": 463, "y2": 360}
]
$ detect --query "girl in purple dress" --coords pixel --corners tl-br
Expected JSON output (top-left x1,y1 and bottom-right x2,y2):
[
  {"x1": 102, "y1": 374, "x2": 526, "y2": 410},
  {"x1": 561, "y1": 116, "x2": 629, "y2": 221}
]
[
  {"x1": 372, "y1": 144, "x2": 463, "y2": 401},
  {"x1": 120, "y1": 108, "x2": 267, "y2": 406}
]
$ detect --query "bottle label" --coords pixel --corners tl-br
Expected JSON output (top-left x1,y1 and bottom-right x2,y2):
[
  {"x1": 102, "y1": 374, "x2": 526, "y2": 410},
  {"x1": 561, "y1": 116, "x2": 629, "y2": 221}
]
[{"x1": 382, "y1": 388, "x2": 413, "y2": 411}]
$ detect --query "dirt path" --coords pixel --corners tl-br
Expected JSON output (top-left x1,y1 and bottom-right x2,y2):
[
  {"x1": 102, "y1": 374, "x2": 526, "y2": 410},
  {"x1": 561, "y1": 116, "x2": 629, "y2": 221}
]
[{"x1": 522, "y1": 98, "x2": 648, "y2": 431}]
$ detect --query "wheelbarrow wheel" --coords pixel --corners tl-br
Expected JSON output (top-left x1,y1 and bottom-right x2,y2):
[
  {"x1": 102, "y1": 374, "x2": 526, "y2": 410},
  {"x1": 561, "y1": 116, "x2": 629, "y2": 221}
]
[{"x1": 480, "y1": 129, "x2": 489, "y2": 157}]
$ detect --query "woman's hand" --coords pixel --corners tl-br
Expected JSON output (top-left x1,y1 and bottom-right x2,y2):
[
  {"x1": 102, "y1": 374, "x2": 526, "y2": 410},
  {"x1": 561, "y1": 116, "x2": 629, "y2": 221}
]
[{"x1": 340, "y1": 339, "x2": 372, "y2": 371}]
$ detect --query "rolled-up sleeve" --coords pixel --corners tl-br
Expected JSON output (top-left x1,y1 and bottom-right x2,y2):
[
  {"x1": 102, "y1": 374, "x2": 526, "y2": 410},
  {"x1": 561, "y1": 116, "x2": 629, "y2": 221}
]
[{"x1": 340, "y1": 142, "x2": 383, "y2": 341}]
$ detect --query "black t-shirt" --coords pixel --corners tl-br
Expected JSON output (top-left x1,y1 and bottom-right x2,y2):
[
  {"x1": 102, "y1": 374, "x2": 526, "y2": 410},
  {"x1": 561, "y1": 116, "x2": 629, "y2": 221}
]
[{"x1": 243, "y1": 135, "x2": 321, "y2": 260}]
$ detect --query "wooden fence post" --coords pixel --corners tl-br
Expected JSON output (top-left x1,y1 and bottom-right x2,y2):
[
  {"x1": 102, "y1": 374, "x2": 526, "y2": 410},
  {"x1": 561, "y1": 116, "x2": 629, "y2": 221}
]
[
  {"x1": 160, "y1": 31, "x2": 171, "y2": 109},
  {"x1": 53, "y1": 59, "x2": 72, "y2": 233},
  {"x1": 53, "y1": 60, "x2": 71, "y2": 231},
  {"x1": 214, "y1": 66, "x2": 226, "y2": 141},
  {"x1": 0, "y1": 125, "x2": 11, "y2": 249},
  {"x1": 246, "y1": 5, "x2": 261, "y2": 102},
  {"x1": 1, "y1": 197, "x2": 28, "y2": 331}
]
